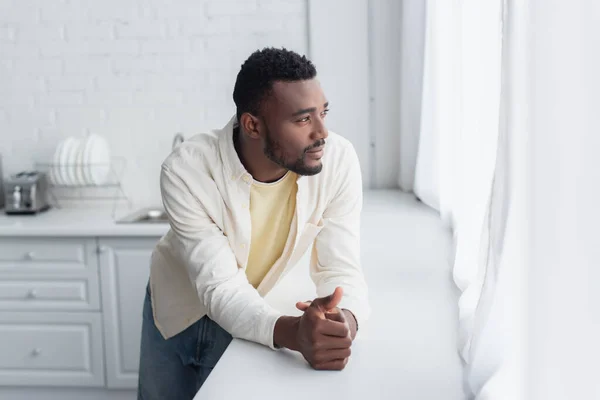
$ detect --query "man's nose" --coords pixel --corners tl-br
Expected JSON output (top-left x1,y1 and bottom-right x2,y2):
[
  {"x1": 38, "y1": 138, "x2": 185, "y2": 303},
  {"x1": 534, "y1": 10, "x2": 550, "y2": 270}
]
[{"x1": 312, "y1": 116, "x2": 329, "y2": 141}]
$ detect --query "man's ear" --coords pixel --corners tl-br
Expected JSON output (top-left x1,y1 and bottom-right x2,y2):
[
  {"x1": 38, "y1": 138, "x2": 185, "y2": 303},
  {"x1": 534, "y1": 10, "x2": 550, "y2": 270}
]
[{"x1": 240, "y1": 113, "x2": 261, "y2": 140}]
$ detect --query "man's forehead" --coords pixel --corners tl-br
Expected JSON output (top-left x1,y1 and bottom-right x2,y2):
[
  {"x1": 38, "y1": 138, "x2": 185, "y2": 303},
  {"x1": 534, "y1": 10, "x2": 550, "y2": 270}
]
[{"x1": 270, "y1": 79, "x2": 325, "y2": 106}]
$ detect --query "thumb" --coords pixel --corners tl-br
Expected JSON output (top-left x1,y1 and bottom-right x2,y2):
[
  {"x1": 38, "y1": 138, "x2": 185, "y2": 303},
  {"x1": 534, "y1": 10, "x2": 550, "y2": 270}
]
[
  {"x1": 295, "y1": 301, "x2": 311, "y2": 311},
  {"x1": 311, "y1": 287, "x2": 344, "y2": 311}
]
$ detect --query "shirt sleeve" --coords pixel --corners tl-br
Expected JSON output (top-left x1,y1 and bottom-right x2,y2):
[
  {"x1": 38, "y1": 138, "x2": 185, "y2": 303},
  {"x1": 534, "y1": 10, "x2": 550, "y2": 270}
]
[
  {"x1": 160, "y1": 164, "x2": 282, "y2": 349},
  {"x1": 309, "y1": 143, "x2": 371, "y2": 328}
]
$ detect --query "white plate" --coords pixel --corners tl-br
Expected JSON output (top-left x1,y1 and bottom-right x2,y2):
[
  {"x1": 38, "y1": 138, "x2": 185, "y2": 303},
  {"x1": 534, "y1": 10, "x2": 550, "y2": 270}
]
[
  {"x1": 72, "y1": 138, "x2": 88, "y2": 186},
  {"x1": 83, "y1": 134, "x2": 111, "y2": 186},
  {"x1": 82, "y1": 136, "x2": 95, "y2": 185},
  {"x1": 51, "y1": 139, "x2": 66, "y2": 185},
  {"x1": 79, "y1": 136, "x2": 94, "y2": 185},
  {"x1": 59, "y1": 137, "x2": 78, "y2": 186},
  {"x1": 67, "y1": 138, "x2": 83, "y2": 186}
]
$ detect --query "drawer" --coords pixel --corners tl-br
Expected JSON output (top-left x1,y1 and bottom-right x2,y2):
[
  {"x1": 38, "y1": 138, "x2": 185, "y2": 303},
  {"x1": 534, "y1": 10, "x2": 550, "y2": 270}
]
[
  {"x1": 0, "y1": 278, "x2": 100, "y2": 311},
  {"x1": 0, "y1": 312, "x2": 105, "y2": 387},
  {"x1": 0, "y1": 238, "x2": 97, "y2": 275},
  {"x1": 0, "y1": 239, "x2": 86, "y2": 262}
]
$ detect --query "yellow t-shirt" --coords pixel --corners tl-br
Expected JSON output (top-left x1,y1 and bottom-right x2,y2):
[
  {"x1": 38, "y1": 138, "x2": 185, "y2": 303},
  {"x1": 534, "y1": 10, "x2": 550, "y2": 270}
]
[{"x1": 245, "y1": 171, "x2": 297, "y2": 288}]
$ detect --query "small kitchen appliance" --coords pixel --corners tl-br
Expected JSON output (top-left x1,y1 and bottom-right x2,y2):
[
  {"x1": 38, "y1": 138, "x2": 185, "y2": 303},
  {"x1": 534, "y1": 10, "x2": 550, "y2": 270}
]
[{"x1": 4, "y1": 171, "x2": 51, "y2": 215}]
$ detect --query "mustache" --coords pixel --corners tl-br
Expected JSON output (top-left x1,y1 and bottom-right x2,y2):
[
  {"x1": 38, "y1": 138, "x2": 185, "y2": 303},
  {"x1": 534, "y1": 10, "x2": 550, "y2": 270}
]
[{"x1": 304, "y1": 139, "x2": 326, "y2": 153}]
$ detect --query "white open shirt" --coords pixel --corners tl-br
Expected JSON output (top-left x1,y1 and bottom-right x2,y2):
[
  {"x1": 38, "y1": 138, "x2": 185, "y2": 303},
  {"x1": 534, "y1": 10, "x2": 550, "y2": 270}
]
[{"x1": 149, "y1": 115, "x2": 370, "y2": 349}]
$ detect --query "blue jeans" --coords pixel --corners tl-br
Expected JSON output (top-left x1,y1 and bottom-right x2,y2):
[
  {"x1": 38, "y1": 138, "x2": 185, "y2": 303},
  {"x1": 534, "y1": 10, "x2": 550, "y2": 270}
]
[{"x1": 137, "y1": 284, "x2": 232, "y2": 400}]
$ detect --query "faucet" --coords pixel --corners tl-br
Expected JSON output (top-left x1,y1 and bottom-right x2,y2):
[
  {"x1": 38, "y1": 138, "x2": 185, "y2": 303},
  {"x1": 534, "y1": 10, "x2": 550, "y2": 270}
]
[{"x1": 172, "y1": 132, "x2": 184, "y2": 150}]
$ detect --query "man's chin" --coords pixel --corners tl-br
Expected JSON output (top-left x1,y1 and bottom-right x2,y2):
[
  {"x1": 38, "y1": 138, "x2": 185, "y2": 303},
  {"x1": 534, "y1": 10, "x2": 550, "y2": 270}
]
[{"x1": 292, "y1": 162, "x2": 323, "y2": 176}]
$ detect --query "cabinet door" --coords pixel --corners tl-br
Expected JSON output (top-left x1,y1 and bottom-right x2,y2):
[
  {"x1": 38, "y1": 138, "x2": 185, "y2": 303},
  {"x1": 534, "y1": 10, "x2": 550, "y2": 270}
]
[
  {"x1": 0, "y1": 311, "x2": 104, "y2": 387},
  {"x1": 98, "y1": 237, "x2": 159, "y2": 389}
]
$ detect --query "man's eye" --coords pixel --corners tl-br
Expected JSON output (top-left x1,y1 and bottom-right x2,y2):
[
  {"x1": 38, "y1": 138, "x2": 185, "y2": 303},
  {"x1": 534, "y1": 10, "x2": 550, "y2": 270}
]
[
  {"x1": 321, "y1": 108, "x2": 330, "y2": 117},
  {"x1": 297, "y1": 116, "x2": 310, "y2": 123}
]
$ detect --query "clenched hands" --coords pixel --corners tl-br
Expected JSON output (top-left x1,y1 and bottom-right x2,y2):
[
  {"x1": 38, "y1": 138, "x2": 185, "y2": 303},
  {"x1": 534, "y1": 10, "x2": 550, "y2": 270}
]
[{"x1": 274, "y1": 287, "x2": 356, "y2": 371}]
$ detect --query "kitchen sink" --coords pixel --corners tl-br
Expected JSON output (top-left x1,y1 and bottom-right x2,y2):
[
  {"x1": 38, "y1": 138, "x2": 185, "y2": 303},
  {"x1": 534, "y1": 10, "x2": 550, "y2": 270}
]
[{"x1": 117, "y1": 207, "x2": 169, "y2": 224}]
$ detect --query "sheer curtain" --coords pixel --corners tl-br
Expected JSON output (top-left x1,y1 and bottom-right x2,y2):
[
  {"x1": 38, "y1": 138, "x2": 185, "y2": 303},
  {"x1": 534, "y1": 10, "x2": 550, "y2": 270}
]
[
  {"x1": 409, "y1": 0, "x2": 512, "y2": 397},
  {"x1": 400, "y1": 1, "x2": 599, "y2": 398},
  {"x1": 527, "y1": 1, "x2": 600, "y2": 398}
]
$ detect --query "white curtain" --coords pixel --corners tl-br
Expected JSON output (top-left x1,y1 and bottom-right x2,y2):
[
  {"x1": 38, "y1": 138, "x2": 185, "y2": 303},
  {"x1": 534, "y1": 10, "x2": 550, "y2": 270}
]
[
  {"x1": 401, "y1": 0, "x2": 600, "y2": 398},
  {"x1": 527, "y1": 0, "x2": 600, "y2": 398},
  {"x1": 410, "y1": 0, "x2": 515, "y2": 397}
]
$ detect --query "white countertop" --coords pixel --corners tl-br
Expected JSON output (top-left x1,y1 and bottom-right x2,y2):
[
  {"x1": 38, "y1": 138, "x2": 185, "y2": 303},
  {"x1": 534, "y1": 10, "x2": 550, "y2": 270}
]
[
  {"x1": 0, "y1": 190, "x2": 425, "y2": 238},
  {"x1": 196, "y1": 191, "x2": 465, "y2": 399},
  {"x1": 0, "y1": 206, "x2": 169, "y2": 237}
]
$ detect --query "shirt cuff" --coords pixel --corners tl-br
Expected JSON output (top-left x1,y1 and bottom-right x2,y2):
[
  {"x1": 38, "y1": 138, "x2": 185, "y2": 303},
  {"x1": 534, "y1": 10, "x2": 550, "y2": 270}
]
[
  {"x1": 337, "y1": 296, "x2": 371, "y2": 331},
  {"x1": 257, "y1": 307, "x2": 284, "y2": 350}
]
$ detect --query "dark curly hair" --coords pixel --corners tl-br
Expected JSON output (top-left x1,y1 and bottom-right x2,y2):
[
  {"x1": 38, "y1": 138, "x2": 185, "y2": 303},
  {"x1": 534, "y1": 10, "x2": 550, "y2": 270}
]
[{"x1": 233, "y1": 47, "x2": 317, "y2": 122}]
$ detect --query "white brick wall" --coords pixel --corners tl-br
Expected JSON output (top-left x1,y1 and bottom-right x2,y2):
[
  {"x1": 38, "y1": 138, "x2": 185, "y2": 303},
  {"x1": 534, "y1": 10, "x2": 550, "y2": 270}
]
[{"x1": 0, "y1": 0, "x2": 308, "y2": 208}]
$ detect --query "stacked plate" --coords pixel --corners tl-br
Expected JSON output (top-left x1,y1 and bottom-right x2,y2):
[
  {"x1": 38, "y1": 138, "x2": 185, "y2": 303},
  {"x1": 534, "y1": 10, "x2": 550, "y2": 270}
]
[{"x1": 50, "y1": 134, "x2": 111, "y2": 186}]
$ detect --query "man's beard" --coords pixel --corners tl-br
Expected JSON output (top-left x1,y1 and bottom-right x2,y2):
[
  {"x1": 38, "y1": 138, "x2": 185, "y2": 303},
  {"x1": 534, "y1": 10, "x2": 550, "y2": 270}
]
[{"x1": 263, "y1": 127, "x2": 324, "y2": 176}]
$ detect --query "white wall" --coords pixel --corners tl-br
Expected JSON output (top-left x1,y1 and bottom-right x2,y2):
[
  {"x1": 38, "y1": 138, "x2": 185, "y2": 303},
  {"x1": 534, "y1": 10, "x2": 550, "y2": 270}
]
[
  {"x1": 369, "y1": 0, "x2": 402, "y2": 188},
  {"x1": 0, "y1": 0, "x2": 406, "y2": 205},
  {"x1": 307, "y1": 0, "x2": 411, "y2": 190},
  {"x1": 307, "y1": 0, "x2": 371, "y2": 187},
  {"x1": 0, "y1": 0, "x2": 308, "y2": 207},
  {"x1": 369, "y1": 0, "x2": 425, "y2": 190},
  {"x1": 309, "y1": 0, "x2": 421, "y2": 190},
  {"x1": 397, "y1": 0, "x2": 425, "y2": 191}
]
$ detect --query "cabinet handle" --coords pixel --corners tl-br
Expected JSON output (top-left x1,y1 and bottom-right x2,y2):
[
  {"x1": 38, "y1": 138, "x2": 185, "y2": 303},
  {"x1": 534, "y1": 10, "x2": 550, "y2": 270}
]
[
  {"x1": 27, "y1": 289, "x2": 38, "y2": 299},
  {"x1": 31, "y1": 348, "x2": 42, "y2": 357},
  {"x1": 98, "y1": 246, "x2": 108, "y2": 254},
  {"x1": 24, "y1": 251, "x2": 35, "y2": 260}
]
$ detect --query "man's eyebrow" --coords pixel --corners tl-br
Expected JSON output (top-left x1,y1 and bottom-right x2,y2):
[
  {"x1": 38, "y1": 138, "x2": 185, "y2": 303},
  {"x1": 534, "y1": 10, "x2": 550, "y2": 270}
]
[{"x1": 291, "y1": 102, "x2": 329, "y2": 117}]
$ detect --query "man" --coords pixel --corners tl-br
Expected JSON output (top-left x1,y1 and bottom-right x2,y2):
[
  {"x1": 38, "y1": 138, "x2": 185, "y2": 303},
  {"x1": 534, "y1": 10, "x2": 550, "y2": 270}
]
[{"x1": 137, "y1": 47, "x2": 370, "y2": 399}]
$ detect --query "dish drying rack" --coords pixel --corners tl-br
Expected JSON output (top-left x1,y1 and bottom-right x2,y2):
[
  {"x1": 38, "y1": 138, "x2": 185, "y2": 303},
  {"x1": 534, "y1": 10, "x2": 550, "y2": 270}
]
[{"x1": 35, "y1": 157, "x2": 132, "y2": 219}]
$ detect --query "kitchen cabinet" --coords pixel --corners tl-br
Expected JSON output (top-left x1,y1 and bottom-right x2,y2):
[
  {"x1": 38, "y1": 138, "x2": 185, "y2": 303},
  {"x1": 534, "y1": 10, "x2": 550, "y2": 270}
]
[
  {"x1": 98, "y1": 238, "x2": 156, "y2": 389},
  {"x1": 0, "y1": 237, "x2": 101, "y2": 312},
  {"x1": 0, "y1": 233, "x2": 161, "y2": 397},
  {"x1": 0, "y1": 311, "x2": 105, "y2": 387},
  {"x1": 0, "y1": 237, "x2": 104, "y2": 389}
]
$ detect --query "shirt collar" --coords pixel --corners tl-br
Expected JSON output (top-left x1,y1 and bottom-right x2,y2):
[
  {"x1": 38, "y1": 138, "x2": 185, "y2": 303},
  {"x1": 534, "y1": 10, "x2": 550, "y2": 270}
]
[{"x1": 218, "y1": 114, "x2": 248, "y2": 182}]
